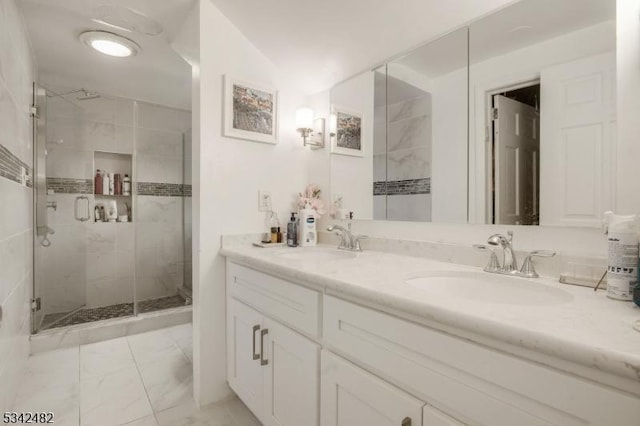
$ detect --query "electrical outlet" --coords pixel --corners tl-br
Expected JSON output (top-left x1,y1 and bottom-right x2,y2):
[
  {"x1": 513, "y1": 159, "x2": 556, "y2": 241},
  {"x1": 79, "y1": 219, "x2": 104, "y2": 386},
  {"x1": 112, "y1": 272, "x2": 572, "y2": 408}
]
[{"x1": 259, "y1": 190, "x2": 272, "y2": 212}]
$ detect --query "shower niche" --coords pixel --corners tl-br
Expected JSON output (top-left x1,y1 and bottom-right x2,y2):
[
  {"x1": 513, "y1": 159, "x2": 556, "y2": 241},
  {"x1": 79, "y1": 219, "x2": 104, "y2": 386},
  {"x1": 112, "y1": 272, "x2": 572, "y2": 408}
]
[{"x1": 93, "y1": 151, "x2": 132, "y2": 223}]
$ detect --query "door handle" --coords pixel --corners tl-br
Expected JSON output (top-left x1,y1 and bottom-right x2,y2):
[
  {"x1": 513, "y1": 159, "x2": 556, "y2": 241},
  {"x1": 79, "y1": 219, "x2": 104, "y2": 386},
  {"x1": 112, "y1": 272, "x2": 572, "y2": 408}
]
[
  {"x1": 252, "y1": 324, "x2": 260, "y2": 360},
  {"x1": 401, "y1": 417, "x2": 411, "y2": 426},
  {"x1": 260, "y1": 328, "x2": 268, "y2": 366},
  {"x1": 75, "y1": 196, "x2": 90, "y2": 221}
]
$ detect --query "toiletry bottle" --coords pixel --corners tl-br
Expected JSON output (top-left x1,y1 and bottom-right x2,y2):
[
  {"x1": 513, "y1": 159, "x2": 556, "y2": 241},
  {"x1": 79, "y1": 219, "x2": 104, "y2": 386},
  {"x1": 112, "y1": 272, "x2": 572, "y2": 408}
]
[
  {"x1": 114, "y1": 174, "x2": 122, "y2": 196},
  {"x1": 109, "y1": 173, "x2": 114, "y2": 195},
  {"x1": 603, "y1": 212, "x2": 640, "y2": 300},
  {"x1": 299, "y1": 208, "x2": 317, "y2": 247},
  {"x1": 99, "y1": 205, "x2": 106, "y2": 222},
  {"x1": 102, "y1": 171, "x2": 109, "y2": 195},
  {"x1": 287, "y1": 213, "x2": 298, "y2": 247},
  {"x1": 277, "y1": 227, "x2": 282, "y2": 243},
  {"x1": 94, "y1": 205, "x2": 100, "y2": 222},
  {"x1": 123, "y1": 174, "x2": 131, "y2": 196},
  {"x1": 94, "y1": 169, "x2": 103, "y2": 195},
  {"x1": 270, "y1": 212, "x2": 280, "y2": 243}
]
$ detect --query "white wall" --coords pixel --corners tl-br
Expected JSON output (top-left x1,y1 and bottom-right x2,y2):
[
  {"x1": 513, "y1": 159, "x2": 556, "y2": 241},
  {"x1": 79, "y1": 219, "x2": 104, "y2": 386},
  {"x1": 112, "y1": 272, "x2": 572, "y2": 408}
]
[
  {"x1": 431, "y1": 67, "x2": 468, "y2": 223},
  {"x1": 330, "y1": 72, "x2": 374, "y2": 219},
  {"x1": 0, "y1": 0, "x2": 35, "y2": 412},
  {"x1": 616, "y1": 0, "x2": 640, "y2": 214},
  {"x1": 192, "y1": 0, "x2": 313, "y2": 406}
]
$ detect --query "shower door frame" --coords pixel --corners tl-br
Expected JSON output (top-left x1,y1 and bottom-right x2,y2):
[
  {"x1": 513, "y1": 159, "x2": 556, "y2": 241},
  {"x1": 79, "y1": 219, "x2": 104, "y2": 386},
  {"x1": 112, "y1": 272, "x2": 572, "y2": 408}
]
[{"x1": 31, "y1": 82, "x2": 47, "y2": 333}]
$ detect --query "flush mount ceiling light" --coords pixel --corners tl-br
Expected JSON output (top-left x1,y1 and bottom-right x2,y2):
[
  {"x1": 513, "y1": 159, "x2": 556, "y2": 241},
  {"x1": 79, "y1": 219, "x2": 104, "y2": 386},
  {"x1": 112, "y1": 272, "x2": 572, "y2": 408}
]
[{"x1": 79, "y1": 30, "x2": 140, "y2": 57}]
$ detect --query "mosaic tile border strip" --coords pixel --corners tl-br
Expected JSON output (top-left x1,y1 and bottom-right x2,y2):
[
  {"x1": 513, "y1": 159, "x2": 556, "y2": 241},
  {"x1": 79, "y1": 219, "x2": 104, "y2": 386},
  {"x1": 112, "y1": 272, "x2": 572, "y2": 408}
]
[
  {"x1": 46, "y1": 177, "x2": 93, "y2": 194},
  {"x1": 44, "y1": 178, "x2": 192, "y2": 197},
  {"x1": 373, "y1": 178, "x2": 430, "y2": 196},
  {"x1": 137, "y1": 182, "x2": 192, "y2": 197},
  {"x1": 0, "y1": 143, "x2": 33, "y2": 187}
]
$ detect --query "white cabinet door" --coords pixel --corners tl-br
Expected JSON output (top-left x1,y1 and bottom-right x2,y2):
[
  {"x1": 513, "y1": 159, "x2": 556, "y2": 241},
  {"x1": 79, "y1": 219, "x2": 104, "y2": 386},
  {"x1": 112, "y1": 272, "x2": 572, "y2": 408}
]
[
  {"x1": 423, "y1": 405, "x2": 466, "y2": 426},
  {"x1": 227, "y1": 299, "x2": 264, "y2": 421},
  {"x1": 263, "y1": 318, "x2": 320, "y2": 426},
  {"x1": 321, "y1": 350, "x2": 424, "y2": 426}
]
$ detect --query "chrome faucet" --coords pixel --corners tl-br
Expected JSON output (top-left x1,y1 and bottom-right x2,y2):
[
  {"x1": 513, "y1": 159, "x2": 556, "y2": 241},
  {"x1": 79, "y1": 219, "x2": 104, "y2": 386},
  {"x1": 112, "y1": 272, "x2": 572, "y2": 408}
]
[
  {"x1": 474, "y1": 231, "x2": 556, "y2": 278},
  {"x1": 487, "y1": 231, "x2": 518, "y2": 273},
  {"x1": 326, "y1": 224, "x2": 367, "y2": 252}
]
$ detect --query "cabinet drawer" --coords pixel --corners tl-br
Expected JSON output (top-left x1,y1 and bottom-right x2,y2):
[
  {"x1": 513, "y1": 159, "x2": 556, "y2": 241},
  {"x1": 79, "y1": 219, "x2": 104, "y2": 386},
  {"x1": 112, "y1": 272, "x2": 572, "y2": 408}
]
[
  {"x1": 227, "y1": 261, "x2": 320, "y2": 337},
  {"x1": 323, "y1": 295, "x2": 640, "y2": 426}
]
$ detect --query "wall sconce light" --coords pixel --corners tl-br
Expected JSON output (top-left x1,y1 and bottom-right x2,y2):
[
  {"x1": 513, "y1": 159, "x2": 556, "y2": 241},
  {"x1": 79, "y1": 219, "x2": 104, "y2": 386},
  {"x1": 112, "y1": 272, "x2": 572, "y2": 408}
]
[
  {"x1": 296, "y1": 107, "x2": 325, "y2": 149},
  {"x1": 329, "y1": 113, "x2": 337, "y2": 139}
]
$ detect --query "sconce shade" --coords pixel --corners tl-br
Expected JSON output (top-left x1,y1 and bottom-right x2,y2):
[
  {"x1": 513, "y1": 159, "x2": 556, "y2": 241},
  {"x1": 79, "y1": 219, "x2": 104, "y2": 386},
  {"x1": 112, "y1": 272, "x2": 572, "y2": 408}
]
[{"x1": 296, "y1": 107, "x2": 314, "y2": 130}]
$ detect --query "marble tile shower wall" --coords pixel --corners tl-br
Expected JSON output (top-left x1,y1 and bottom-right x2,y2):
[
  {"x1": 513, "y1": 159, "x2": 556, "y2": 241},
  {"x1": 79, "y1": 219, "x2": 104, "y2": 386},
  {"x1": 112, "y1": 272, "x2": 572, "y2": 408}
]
[
  {"x1": 39, "y1": 95, "x2": 191, "y2": 315},
  {"x1": 0, "y1": 0, "x2": 36, "y2": 413},
  {"x1": 136, "y1": 102, "x2": 190, "y2": 301},
  {"x1": 374, "y1": 94, "x2": 432, "y2": 221}
]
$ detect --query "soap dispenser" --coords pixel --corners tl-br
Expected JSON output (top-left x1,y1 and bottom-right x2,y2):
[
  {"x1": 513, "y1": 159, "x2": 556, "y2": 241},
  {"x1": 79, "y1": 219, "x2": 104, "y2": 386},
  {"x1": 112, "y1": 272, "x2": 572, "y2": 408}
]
[
  {"x1": 299, "y1": 208, "x2": 317, "y2": 247},
  {"x1": 287, "y1": 212, "x2": 298, "y2": 247}
]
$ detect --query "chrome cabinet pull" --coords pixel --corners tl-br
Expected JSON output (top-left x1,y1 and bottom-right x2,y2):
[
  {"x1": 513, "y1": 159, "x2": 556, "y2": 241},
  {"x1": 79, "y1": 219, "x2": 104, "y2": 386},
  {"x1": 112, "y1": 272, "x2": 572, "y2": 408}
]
[
  {"x1": 252, "y1": 324, "x2": 260, "y2": 360},
  {"x1": 260, "y1": 329, "x2": 268, "y2": 366},
  {"x1": 401, "y1": 417, "x2": 411, "y2": 426}
]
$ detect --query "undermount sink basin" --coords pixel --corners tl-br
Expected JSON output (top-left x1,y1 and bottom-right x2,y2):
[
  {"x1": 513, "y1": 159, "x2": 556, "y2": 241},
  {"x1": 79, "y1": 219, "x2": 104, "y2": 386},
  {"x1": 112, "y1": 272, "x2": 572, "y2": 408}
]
[
  {"x1": 275, "y1": 247, "x2": 357, "y2": 261},
  {"x1": 405, "y1": 271, "x2": 573, "y2": 306}
]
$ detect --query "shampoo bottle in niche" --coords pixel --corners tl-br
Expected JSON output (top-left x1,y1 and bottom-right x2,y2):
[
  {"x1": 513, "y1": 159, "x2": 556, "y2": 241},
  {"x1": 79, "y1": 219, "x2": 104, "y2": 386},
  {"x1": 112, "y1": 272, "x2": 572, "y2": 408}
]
[
  {"x1": 299, "y1": 208, "x2": 317, "y2": 247},
  {"x1": 603, "y1": 211, "x2": 640, "y2": 301},
  {"x1": 287, "y1": 213, "x2": 298, "y2": 247}
]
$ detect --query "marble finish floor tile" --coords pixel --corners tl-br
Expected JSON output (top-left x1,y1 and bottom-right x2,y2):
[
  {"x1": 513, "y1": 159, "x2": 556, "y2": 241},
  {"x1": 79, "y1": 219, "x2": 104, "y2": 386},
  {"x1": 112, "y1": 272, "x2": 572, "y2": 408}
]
[
  {"x1": 138, "y1": 355, "x2": 193, "y2": 412},
  {"x1": 127, "y1": 328, "x2": 187, "y2": 366},
  {"x1": 155, "y1": 400, "x2": 233, "y2": 426},
  {"x1": 14, "y1": 323, "x2": 257, "y2": 426},
  {"x1": 121, "y1": 415, "x2": 159, "y2": 426},
  {"x1": 80, "y1": 337, "x2": 136, "y2": 380},
  {"x1": 80, "y1": 366, "x2": 153, "y2": 426}
]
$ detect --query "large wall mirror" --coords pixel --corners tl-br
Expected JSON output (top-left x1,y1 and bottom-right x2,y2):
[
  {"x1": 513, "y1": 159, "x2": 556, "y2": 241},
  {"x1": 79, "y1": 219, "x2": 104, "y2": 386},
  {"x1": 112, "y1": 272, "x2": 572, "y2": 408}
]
[{"x1": 329, "y1": 0, "x2": 616, "y2": 228}]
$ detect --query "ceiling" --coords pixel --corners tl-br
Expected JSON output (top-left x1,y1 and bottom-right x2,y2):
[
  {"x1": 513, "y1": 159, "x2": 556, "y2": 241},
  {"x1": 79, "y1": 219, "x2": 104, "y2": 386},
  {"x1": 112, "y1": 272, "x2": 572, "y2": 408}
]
[
  {"x1": 19, "y1": 0, "x2": 194, "y2": 110},
  {"x1": 208, "y1": 0, "x2": 519, "y2": 94},
  {"x1": 391, "y1": 0, "x2": 615, "y2": 80}
]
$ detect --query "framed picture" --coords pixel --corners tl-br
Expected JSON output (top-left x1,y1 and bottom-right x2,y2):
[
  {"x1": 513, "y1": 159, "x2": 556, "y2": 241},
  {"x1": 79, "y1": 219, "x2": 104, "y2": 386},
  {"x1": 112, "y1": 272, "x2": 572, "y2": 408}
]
[
  {"x1": 224, "y1": 75, "x2": 278, "y2": 144},
  {"x1": 331, "y1": 105, "x2": 363, "y2": 157}
]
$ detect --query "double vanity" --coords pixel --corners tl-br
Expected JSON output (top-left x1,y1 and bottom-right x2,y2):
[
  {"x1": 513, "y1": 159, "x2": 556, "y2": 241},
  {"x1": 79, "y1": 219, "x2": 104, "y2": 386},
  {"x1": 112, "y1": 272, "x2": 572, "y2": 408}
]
[{"x1": 222, "y1": 237, "x2": 640, "y2": 426}]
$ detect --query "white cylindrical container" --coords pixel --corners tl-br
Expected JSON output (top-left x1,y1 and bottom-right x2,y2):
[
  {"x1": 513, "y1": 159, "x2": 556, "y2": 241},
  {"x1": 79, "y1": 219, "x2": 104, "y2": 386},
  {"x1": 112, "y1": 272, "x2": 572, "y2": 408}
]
[
  {"x1": 604, "y1": 212, "x2": 640, "y2": 300},
  {"x1": 102, "y1": 171, "x2": 109, "y2": 195},
  {"x1": 299, "y1": 208, "x2": 317, "y2": 247}
]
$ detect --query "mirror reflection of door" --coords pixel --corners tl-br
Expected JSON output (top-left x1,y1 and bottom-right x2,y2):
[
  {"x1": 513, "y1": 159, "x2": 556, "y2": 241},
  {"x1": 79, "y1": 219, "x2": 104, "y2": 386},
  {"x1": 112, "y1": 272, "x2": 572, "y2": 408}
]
[{"x1": 492, "y1": 86, "x2": 540, "y2": 225}]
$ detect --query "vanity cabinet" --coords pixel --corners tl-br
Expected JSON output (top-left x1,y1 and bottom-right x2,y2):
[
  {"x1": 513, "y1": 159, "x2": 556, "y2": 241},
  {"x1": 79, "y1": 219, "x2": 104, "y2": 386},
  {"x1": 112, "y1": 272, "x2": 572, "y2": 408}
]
[
  {"x1": 227, "y1": 264, "x2": 320, "y2": 426},
  {"x1": 226, "y1": 261, "x2": 640, "y2": 426}
]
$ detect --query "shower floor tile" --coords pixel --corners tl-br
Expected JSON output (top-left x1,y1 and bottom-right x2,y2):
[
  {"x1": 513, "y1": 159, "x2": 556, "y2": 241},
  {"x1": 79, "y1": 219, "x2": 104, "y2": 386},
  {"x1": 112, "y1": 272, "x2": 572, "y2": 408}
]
[{"x1": 41, "y1": 295, "x2": 192, "y2": 331}]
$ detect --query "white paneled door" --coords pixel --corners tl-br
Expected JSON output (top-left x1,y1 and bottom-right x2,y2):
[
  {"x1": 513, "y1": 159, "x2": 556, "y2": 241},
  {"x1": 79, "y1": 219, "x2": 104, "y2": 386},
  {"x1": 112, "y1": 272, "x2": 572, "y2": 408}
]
[
  {"x1": 227, "y1": 299, "x2": 264, "y2": 420},
  {"x1": 494, "y1": 95, "x2": 539, "y2": 225},
  {"x1": 540, "y1": 52, "x2": 616, "y2": 227}
]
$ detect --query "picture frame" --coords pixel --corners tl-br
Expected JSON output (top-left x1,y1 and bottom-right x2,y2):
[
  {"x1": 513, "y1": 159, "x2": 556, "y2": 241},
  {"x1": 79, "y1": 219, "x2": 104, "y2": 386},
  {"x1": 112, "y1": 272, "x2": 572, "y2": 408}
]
[
  {"x1": 224, "y1": 75, "x2": 278, "y2": 144},
  {"x1": 330, "y1": 104, "x2": 364, "y2": 157}
]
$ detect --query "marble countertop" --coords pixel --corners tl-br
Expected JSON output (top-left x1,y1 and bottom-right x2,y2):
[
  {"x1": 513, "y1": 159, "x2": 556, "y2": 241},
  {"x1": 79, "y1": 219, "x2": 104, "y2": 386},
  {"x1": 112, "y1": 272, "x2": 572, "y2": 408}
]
[{"x1": 220, "y1": 241, "x2": 640, "y2": 391}]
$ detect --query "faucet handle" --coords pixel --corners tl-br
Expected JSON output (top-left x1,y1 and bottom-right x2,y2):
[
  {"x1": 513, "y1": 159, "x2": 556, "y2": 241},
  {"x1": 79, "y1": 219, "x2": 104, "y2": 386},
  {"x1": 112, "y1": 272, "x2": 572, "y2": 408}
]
[
  {"x1": 520, "y1": 250, "x2": 556, "y2": 278},
  {"x1": 473, "y1": 244, "x2": 501, "y2": 272},
  {"x1": 352, "y1": 234, "x2": 368, "y2": 252}
]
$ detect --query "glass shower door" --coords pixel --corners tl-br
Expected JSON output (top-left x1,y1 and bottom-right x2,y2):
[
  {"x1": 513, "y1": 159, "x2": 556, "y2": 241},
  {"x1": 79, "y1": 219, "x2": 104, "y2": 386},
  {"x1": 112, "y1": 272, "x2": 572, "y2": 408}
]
[{"x1": 33, "y1": 86, "x2": 90, "y2": 332}]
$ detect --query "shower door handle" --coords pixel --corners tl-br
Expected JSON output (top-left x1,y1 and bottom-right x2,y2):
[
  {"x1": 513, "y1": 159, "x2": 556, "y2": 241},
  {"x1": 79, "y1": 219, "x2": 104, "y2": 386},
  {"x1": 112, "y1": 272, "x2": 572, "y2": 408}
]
[{"x1": 75, "y1": 196, "x2": 90, "y2": 222}]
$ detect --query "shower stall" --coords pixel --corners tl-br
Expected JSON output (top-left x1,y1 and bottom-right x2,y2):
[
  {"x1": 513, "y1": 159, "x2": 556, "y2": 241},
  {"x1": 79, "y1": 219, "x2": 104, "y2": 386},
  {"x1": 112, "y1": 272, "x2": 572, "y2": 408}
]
[{"x1": 32, "y1": 84, "x2": 192, "y2": 333}]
